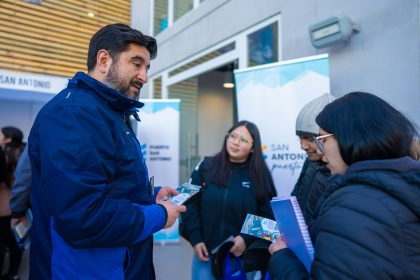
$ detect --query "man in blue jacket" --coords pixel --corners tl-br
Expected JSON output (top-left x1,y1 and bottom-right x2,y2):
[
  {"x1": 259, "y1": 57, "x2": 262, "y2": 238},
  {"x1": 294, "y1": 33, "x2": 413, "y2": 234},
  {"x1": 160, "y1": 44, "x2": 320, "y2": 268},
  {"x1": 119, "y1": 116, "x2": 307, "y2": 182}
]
[{"x1": 28, "y1": 23, "x2": 186, "y2": 280}]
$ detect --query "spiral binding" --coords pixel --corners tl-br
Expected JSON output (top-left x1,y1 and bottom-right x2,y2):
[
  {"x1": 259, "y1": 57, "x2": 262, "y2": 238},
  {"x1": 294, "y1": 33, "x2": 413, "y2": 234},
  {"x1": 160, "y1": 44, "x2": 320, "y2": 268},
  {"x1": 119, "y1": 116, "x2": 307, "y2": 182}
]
[{"x1": 290, "y1": 196, "x2": 314, "y2": 260}]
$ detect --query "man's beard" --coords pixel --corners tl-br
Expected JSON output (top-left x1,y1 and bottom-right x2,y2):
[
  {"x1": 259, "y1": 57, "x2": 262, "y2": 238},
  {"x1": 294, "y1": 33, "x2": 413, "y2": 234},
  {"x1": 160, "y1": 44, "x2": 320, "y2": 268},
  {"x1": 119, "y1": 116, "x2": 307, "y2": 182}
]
[{"x1": 104, "y1": 63, "x2": 142, "y2": 101}]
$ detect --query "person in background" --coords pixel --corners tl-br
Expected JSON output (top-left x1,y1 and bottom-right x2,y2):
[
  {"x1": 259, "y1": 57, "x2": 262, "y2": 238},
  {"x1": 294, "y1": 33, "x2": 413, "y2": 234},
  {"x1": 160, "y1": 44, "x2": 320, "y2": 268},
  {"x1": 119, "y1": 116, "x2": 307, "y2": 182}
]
[
  {"x1": 9, "y1": 146, "x2": 32, "y2": 240},
  {"x1": 28, "y1": 23, "x2": 185, "y2": 280},
  {"x1": 267, "y1": 92, "x2": 420, "y2": 279},
  {"x1": 180, "y1": 120, "x2": 277, "y2": 280},
  {"x1": 292, "y1": 93, "x2": 335, "y2": 225},
  {"x1": 0, "y1": 126, "x2": 26, "y2": 280}
]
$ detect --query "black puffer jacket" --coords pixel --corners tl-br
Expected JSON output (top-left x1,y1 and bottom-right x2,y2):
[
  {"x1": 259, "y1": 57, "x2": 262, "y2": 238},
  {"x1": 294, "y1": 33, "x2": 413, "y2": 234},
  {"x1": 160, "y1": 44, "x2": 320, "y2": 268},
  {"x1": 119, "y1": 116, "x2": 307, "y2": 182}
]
[
  {"x1": 268, "y1": 156, "x2": 420, "y2": 279},
  {"x1": 179, "y1": 157, "x2": 275, "y2": 252},
  {"x1": 291, "y1": 158, "x2": 330, "y2": 225}
]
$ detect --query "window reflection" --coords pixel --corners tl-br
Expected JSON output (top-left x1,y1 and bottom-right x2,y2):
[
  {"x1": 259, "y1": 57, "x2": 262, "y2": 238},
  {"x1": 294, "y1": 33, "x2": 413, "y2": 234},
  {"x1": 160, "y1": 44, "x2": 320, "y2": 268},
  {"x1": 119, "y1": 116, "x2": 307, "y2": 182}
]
[
  {"x1": 174, "y1": 0, "x2": 194, "y2": 21},
  {"x1": 154, "y1": 0, "x2": 168, "y2": 35},
  {"x1": 247, "y1": 22, "x2": 278, "y2": 66}
]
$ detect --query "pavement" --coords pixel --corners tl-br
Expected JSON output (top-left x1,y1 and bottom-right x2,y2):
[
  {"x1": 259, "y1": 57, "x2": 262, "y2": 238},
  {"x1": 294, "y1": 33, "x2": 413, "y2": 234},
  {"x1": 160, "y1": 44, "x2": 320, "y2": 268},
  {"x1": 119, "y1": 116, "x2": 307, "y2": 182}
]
[{"x1": 3, "y1": 238, "x2": 193, "y2": 280}]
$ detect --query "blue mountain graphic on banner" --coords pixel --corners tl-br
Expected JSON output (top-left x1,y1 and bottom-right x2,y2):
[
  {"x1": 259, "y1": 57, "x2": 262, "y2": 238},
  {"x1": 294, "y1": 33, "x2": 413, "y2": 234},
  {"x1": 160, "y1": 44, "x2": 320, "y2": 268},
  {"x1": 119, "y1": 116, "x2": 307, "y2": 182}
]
[{"x1": 235, "y1": 57, "x2": 329, "y2": 92}]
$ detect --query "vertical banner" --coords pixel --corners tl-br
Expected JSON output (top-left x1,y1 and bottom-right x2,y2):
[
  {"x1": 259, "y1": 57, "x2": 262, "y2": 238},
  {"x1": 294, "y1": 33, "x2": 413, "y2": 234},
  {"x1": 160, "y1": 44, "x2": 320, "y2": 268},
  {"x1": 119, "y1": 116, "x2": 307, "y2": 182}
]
[
  {"x1": 136, "y1": 99, "x2": 181, "y2": 243},
  {"x1": 234, "y1": 54, "x2": 330, "y2": 196}
]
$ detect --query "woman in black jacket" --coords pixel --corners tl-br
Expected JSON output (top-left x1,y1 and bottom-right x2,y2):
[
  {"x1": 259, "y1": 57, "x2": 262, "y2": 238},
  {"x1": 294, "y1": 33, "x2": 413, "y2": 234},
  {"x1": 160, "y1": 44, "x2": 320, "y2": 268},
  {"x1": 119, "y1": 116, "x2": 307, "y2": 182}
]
[
  {"x1": 267, "y1": 92, "x2": 420, "y2": 279},
  {"x1": 0, "y1": 126, "x2": 26, "y2": 280},
  {"x1": 180, "y1": 120, "x2": 277, "y2": 280}
]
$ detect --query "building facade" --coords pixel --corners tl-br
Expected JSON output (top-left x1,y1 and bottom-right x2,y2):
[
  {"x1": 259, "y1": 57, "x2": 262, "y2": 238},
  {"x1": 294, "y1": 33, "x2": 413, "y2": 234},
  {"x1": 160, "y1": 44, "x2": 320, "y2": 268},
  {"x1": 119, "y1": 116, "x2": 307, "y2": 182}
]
[
  {"x1": 1, "y1": 0, "x2": 419, "y2": 182},
  {"x1": 135, "y1": 0, "x2": 420, "y2": 179}
]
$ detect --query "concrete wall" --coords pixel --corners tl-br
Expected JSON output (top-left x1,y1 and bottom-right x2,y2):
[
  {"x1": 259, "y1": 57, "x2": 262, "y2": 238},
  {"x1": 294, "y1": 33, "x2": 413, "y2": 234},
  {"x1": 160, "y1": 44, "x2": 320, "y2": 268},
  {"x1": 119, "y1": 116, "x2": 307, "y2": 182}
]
[
  {"x1": 0, "y1": 99, "x2": 47, "y2": 142},
  {"x1": 139, "y1": 0, "x2": 420, "y2": 127}
]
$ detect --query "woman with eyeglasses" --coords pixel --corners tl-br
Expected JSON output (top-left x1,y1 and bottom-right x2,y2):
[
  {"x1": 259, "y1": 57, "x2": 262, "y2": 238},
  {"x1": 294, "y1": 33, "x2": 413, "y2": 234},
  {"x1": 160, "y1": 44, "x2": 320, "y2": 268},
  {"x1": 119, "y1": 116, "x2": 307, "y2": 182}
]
[
  {"x1": 266, "y1": 92, "x2": 420, "y2": 279},
  {"x1": 180, "y1": 120, "x2": 277, "y2": 280}
]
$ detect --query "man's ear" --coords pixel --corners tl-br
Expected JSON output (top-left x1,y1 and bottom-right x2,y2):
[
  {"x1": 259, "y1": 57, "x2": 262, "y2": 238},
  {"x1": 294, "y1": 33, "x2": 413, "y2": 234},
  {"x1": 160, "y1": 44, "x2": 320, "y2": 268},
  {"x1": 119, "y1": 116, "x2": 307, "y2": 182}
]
[{"x1": 96, "y1": 49, "x2": 113, "y2": 74}]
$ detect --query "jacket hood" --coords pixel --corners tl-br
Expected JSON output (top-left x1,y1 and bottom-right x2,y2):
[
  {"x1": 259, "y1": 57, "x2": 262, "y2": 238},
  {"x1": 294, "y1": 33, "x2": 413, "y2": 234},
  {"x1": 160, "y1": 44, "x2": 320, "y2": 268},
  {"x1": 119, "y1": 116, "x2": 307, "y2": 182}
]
[
  {"x1": 338, "y1": 156, "x2": 420, "y2": 218},
  {"x1": 69, "y1": 72, "x2": 144, "y2": 113}
]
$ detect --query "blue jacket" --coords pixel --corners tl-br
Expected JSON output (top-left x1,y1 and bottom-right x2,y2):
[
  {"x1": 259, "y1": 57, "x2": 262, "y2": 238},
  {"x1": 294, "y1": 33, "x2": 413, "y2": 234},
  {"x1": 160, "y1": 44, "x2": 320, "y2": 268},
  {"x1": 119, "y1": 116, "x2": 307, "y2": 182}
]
[
  {"x1": 28, "y1": 72, "x2": 167, "y2": 280},
  {"x1": 268, "y1": 156, "x2": 420, "y2": 279},
  {"x1": 10, "y1": 145, "x2": 32, "y2": 218}
]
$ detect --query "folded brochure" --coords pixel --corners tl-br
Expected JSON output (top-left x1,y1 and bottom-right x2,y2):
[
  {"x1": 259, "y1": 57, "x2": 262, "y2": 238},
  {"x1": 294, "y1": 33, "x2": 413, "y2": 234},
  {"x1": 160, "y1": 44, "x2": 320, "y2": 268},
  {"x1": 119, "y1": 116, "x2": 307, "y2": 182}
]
[
  {"x1": 164, "y1": 182, "x2": 201, "y2": 205},
  {"x1": 240, "y1": 214, "x2": 280, "y2": 242}
]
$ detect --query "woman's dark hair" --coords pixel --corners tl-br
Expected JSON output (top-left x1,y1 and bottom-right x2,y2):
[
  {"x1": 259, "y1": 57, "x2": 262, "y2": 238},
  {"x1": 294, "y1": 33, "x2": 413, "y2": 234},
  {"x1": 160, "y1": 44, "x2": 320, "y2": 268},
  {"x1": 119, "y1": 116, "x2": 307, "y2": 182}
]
[
  {"x1": 2, "y1": 126, "x2": 23, "y2": 145},
  {"x1": 211, "y1": 120, "x2": 277, "y2": 203},
  {"x1": 1, "y1": 126, "x2": 25, "y2": 187},
  {"x1": 316, "y1": 92, "x2": 419, "y2": 165},
  {"x1": 87, "y1": 23, "x2": 157, "y2": 72}
]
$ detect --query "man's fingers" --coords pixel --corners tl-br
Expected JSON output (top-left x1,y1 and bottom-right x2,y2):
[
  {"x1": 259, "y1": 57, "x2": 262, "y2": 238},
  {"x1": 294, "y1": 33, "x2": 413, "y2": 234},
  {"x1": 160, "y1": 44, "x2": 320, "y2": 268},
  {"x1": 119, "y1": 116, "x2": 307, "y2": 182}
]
[{"x1": 177, "y1": 205, "x2": 186, "y2": 212}]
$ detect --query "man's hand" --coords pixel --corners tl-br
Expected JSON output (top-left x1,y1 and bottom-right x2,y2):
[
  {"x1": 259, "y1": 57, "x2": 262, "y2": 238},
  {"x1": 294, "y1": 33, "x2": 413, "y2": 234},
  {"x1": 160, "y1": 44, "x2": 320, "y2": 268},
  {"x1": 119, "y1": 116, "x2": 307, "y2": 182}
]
[
  {"x1": 159, "y1": 199, "x2": 186, "y2": 228},
  {"x1": 230, "y1": 235, "x2": 246, "y2": 257},
  {"x1": 156, "y1": 186, "x2": 179, "y2": 202},
  {"x1": 193, "y1": 242, "x2": 210, "y2": 261},
  {"x1": 268, "y1": 235, "x2": 288, "y2": 255}
]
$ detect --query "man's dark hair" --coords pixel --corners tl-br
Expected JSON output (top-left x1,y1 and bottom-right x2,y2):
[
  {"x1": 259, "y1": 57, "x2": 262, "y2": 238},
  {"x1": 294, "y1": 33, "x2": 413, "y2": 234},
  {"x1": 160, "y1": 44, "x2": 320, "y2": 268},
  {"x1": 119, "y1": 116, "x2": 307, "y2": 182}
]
[
  {"x1": 316, "y1": 91, "x2": 419, "y2": 165},
  {"x1": 87, "y1": 23, "x2": 157, "y2": 72},
  {"x1": 211, "y1": 120, "x2": 277, "y2": 203}
]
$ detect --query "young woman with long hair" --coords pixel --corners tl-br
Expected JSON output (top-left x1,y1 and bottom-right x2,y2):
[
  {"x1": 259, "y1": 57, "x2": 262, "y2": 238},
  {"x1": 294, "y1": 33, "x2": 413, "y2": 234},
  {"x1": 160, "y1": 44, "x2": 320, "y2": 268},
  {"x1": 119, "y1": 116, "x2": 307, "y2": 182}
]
[{"x1": 180, "y1": 120, "x2": 277, "y2": 280}]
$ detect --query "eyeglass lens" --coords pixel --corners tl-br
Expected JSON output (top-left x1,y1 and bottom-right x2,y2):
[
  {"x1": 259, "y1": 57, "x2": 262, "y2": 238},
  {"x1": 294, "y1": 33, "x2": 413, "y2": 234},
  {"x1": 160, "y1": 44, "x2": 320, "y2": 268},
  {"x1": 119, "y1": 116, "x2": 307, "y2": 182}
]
[
  {"x1": 228, "y1": 132, "x2": 250, "y2": 144},
  {"x1": 315, "y1": 138, "x2": 324, "y2": 153}
]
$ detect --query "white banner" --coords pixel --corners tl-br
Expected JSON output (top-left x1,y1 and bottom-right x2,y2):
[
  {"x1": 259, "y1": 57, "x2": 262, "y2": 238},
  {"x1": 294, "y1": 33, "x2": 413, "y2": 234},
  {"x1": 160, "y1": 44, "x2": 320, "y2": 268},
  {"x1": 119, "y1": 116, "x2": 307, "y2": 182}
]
[
  {"x1": 0, "y1": 69, "x2": 67, "y2": 94},
  {"x1": 234, "y1": 54, "x2": 330, "y2": 196},
  {"x1": 136, "y1": 99, "x2": 181, "y2": 243}
]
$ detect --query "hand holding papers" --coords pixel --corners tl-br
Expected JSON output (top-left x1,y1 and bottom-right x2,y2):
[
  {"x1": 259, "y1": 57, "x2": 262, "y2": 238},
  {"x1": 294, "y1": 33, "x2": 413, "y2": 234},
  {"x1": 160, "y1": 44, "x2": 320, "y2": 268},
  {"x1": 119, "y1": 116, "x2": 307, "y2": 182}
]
[
  {"x1": 162, "y1": 182, "x2": 201, "y2": 205},
  {"x1": 270, "y1": 196, "x2": 314, "y2": 272},
  {"x1": 240, "y1": 214, "x2": 280, "y2": 242}
]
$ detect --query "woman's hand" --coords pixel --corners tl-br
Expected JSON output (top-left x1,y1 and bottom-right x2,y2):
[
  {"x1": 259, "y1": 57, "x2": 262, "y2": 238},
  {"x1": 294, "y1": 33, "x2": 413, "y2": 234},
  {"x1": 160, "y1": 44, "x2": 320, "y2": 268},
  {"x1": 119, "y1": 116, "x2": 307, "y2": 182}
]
[
  {"x1": 230, "y1": 235, "x2": 246, "y2": 257},
  {"x1": 268, "y1": 235, "x2": 288, "y2": 255},
  {"x1": 193, "y1": 242, "x2": 210, "y2": 261}
]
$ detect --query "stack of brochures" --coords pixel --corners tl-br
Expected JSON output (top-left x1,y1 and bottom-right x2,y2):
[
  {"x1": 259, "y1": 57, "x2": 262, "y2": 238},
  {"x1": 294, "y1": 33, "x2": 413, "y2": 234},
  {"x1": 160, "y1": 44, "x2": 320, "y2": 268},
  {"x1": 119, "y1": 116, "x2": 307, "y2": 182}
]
[{"x1": 165, "y1": 182, "x2": 201, "y2": 205}]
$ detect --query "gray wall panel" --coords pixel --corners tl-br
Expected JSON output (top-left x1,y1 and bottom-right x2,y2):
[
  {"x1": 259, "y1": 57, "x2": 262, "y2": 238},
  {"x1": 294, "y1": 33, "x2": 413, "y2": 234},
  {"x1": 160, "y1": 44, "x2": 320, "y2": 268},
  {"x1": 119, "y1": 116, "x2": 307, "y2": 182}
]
[{"x1": 138, "y1": 0, "x2": 420, "y2": 126}]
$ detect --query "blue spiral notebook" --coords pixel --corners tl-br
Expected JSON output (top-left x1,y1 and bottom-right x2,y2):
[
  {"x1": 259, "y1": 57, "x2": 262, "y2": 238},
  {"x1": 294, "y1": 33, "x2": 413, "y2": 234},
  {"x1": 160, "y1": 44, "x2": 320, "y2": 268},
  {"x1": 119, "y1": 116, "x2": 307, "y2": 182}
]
[{"x1": 270, "y1": 196, "x2": 314, "y2": 272}]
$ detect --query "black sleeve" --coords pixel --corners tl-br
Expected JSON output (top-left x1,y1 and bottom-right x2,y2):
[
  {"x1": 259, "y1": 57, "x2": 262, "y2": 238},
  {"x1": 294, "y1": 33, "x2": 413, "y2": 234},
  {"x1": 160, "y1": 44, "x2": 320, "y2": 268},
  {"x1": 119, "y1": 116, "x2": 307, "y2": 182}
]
[
  {"x1": 179, "y1": 158, "x2": 207, "y2": 246},
  {"x1": 291, "y1": 158, "x2": 309, "y2": 196},
  {"x1": 257, "y1": 173, "x2": 276, "y2": 220},
  {"x1": 242, "y1": 172, "x2": 276, "y2": 249},
  {"x1": 0, "y1": 148, "x2": 7, "y2": 184},
  {"x1": 268, "y1": 248, "x2": 308, "y2": 280}
]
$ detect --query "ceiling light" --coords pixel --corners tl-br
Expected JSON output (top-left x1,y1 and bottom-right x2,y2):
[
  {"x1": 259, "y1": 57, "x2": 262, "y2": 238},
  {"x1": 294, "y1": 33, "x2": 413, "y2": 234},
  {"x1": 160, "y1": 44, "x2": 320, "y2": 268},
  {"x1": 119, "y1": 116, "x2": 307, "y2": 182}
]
[{"x1": 223, "y1": 71, "x2": 234, "y2": 88}]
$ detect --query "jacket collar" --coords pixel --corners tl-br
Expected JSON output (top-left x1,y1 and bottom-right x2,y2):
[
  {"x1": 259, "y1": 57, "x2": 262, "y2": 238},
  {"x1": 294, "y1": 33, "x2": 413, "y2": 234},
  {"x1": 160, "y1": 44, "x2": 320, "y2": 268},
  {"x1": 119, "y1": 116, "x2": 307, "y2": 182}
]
[
  {"x1": 68, "y1": 72, "x2": 144, "y2": 113},
  {"x1": 314, "y1": 156, "x2": 420, "y2": 219},
  {"x1": 346, "y1": 156, "x2": 420, "y2": 174}
]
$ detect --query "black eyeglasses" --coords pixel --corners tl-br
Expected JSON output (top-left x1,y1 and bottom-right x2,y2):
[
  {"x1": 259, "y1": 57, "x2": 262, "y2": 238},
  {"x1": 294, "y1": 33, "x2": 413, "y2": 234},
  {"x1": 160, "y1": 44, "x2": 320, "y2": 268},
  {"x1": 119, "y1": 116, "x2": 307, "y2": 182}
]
[{"x1": 315, "y1": 134, "x2": 333, "y2": 153}]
